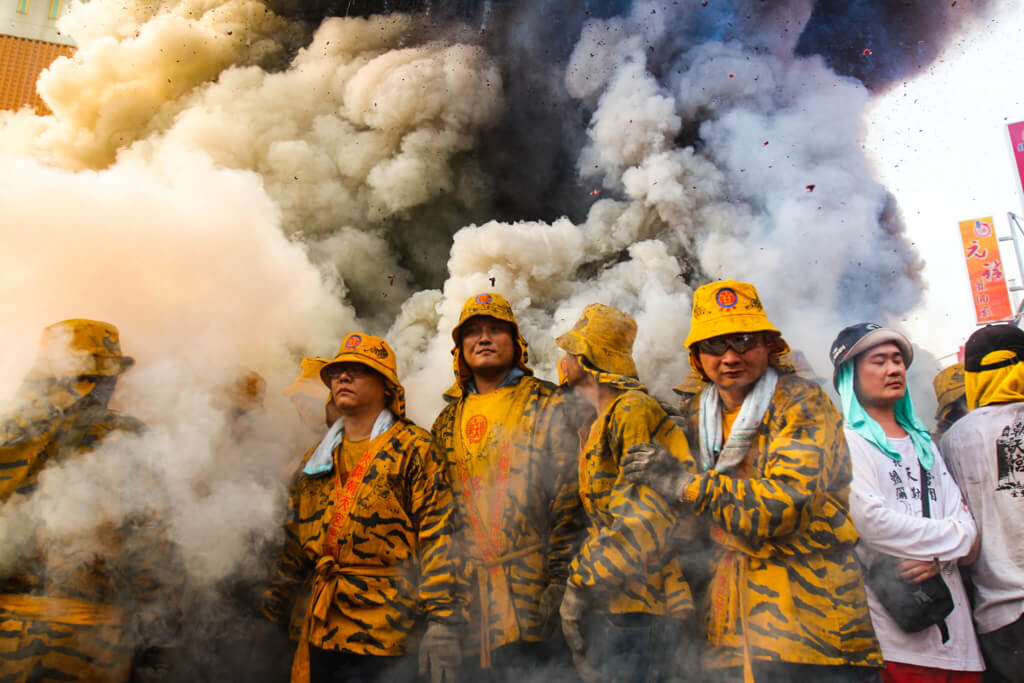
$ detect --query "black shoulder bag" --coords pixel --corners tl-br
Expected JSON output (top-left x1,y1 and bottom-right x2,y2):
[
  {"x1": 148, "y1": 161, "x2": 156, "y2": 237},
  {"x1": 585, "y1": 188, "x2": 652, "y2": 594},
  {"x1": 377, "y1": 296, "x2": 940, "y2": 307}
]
[{"x1": 864, "y1": 458, "x2": 954, "y2": 642}]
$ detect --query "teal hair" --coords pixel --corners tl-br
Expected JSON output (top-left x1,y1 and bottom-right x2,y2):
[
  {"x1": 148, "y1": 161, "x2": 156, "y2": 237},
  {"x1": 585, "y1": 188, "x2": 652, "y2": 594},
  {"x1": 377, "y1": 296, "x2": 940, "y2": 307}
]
[{"x1": 837, "y1": 361, "x2": 934, "y2": 470}]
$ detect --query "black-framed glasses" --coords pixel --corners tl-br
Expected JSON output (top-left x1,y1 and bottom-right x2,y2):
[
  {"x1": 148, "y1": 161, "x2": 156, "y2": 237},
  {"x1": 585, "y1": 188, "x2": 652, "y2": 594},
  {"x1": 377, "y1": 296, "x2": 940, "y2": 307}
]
[
  {"x1": 323, "y1": 363, "x2": 373, "y2": 381},
  {"x1": 696, "y1": 333, "x2": 764, "y2": 356}
]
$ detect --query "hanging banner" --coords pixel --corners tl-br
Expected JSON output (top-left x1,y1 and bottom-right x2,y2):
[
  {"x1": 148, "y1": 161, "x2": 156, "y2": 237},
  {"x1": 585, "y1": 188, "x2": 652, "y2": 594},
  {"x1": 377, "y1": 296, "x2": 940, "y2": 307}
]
[
  {"x1": 1008, "y1": 121, "x2": 1024, "y2": 198},
  {"x1": 959, "y1": 217, "x2": 1012, "y2": 323}
]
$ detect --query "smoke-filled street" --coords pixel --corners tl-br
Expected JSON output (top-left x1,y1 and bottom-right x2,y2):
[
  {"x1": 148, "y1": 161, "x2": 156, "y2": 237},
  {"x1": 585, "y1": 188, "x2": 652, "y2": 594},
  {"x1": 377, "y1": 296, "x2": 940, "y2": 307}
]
[{"x1": 0, "y1": 0, "x2": 1019, "y2": 681}]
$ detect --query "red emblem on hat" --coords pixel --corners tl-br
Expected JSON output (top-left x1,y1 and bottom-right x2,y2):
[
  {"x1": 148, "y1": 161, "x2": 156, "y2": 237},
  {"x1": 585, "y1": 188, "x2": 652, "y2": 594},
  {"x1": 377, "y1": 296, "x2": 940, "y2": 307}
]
[
  {"x1": 475, "y1": 293, "x2": 493, "y2": 304},
  {"x1": 715, "y1": 288, "x2": 738, "y2": 309},
  {"x1": 344, "y1": 334, "x2": 362, "y2": 349}
]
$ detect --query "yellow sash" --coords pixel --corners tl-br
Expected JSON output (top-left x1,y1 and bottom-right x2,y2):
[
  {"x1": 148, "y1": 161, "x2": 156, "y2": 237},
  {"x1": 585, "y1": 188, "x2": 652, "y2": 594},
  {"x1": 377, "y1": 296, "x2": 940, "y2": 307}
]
[{"x1": 0, "y1": 593, "x2": 122, "y2": 626}]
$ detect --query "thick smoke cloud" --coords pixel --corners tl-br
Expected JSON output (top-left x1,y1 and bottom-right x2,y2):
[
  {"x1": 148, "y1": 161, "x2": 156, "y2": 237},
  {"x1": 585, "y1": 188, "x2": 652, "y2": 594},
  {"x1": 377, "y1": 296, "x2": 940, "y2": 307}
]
[
  {"x1": 0, "y1": 147, "x2": 353, "y2": 564},
  {"x1": 796, "y1": 0, "x2": 995, "y2": 91},
  {"x1": 0, "y1": 0, "x2": 969, "y2": 675}
]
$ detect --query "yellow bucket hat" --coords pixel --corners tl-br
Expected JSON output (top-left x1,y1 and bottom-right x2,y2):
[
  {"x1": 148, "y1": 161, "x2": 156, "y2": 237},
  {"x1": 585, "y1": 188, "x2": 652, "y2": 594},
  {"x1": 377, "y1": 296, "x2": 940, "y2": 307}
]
[
  {"x1": 284, "y1": 357, "x2": 332, "y2": 430},
  {"x1": 684, "y1": 280, "x2": 781, "y2": 348},
  {"x1": 933, "y1": 362, "x2": 965, "y2": 418},
  {"x1": 673, "y1": 366, "x2": 707, "y2": 398},
  {"x1": 321, "y1": 333, "x2": 406, "y2": 417},
  {"x1": 284, "y1": 357, "x2": 330, "y2": 401},
  {"x1": 555, "y1": 303, "x2": 639, "y2": 378},
  {"x1": 28, "y1": 319, "x2": 135, "y2": 380},
  {"x1": 781, "y1": 349, "x2": 825, "y2": 384},
  {"x1": 685, "y1": 281, "x2": 789, "y2": 379},
  {"x1": 446, "y1": 292, "x2": 532, "y2": 399}
]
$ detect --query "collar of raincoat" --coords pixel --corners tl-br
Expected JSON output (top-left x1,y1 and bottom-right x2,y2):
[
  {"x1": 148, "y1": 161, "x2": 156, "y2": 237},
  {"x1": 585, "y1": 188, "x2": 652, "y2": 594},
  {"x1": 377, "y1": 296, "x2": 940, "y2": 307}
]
[
  {"x1": 444, "y1": 293, "x2": 532, "y2": 401},
  {"x1": 966, "y1": 350, "x2": 1024, "y2": 410}
]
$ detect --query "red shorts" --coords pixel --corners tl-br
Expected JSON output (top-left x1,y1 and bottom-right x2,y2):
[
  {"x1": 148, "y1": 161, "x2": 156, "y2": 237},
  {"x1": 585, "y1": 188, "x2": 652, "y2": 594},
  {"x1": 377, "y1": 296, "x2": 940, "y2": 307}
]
[{"x1": 881, "y1": 661, "x2": 983, "y2": 683}]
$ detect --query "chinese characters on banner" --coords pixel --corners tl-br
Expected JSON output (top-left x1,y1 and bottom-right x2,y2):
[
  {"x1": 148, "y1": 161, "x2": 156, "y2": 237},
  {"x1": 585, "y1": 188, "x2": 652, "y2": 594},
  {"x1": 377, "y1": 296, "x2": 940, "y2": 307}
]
[{"x1": 959, "y1": 217, "x2": 1012, "y2": 323}]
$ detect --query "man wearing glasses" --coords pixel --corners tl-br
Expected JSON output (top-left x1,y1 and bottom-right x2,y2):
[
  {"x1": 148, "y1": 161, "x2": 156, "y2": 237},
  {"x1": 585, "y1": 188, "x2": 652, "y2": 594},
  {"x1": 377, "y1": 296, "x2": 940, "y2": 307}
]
[
  {"x1": 622, "y1": 280, "x2": 882, "y2": 682},
  {"x1": 263, "y1": 332, "x2": 463, "y2": 683}
]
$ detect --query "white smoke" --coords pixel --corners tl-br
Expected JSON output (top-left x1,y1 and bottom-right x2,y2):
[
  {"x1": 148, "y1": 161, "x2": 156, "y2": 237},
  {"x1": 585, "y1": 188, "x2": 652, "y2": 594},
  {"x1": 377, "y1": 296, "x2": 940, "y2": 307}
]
[
  {"x1": 0, "y1": 147, "x2": 352, "y2": 590},
  {"x1": 0, "y1": 0, "x2": 935, "y2": 672},
  {"x1": 394, "y1": 1, "x2": 924, "y2": 426}
]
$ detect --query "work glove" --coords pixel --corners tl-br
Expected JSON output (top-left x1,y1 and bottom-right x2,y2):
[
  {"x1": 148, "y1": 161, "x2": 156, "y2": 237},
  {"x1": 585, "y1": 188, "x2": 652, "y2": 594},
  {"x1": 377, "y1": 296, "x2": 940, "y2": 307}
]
[
  {"x1": 560, "y1": 583, "x2": 599, "y2": 683},
  {"x1": 418, "y1": 621, "x2": 460, "y2": 683},
  {"x1": 538, "y1": 582, "x2": 565, "y2": 639},
  {"x1": 559, "y1": 582, "x2": 587, "y2": 654},
  {"x1": 622, "y1": 442, "x2": 695, "y2": 504}
]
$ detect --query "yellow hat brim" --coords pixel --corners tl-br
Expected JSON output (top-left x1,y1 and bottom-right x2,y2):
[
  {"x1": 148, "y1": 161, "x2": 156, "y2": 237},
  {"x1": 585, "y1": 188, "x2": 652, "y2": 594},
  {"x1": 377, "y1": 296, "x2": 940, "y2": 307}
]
[{"x1": 555, "y1": 329, "x2": 638, "y2": 378}]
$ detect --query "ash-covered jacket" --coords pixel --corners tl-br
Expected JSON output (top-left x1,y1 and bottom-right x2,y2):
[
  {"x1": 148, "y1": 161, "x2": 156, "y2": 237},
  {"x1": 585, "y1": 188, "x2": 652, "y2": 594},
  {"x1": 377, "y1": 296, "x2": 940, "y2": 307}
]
[
  {"x1": 677, "y1": 372, "x2": 882, "y2": 670},
  {"x1": 431, "y1": 375, "x2": 583, "y2": 658},
  {"x1": 571, "y1": 389, "x2": 697, "y2": 617},
  {"x1": 0, "y1": 384, "x2": 174, "y2": 683},
  {"x1": 262, "y1": 417, "x2": 462, "y2": 656}
]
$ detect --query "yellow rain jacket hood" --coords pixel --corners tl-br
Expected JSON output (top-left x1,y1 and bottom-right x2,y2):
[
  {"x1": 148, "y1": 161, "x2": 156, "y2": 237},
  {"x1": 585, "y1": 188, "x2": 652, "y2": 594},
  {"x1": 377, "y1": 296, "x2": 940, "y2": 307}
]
[
  {"x1": 934, "y1": 361, "x2": 967, "y2": 425},
  {"x1": 445, "y1": 293, "x2": 532, "y2": 401},
  {"x1": 964, "y1": 324, "x2": 1024, "y2": 410},
  {"x1": 321, "y1": 333, "x2": 406, "y2": 418},
  {"x1": 685, "y1": 280, "x2": 790, "y2": 380},
  {"x1": 934, "y1": 362, "x2": 965, "y2": 412},
  {"x1": 555, "y1": 303, "x2": 645, "y2": 392},
  {"x1": 966, "y1": 351, "x2": 1024, "y2": 410}
]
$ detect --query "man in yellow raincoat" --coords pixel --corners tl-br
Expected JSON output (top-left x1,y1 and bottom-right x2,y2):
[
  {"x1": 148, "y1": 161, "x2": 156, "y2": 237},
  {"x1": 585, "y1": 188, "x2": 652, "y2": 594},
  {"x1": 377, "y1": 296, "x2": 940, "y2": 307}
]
[
  {"x1": 0, "y1": 319, "x2": 175, "y2": 683},
  {"x1": 431, "y1": 292, "x2": 583, "y2": 681},
  {"x1": 622, "y1": 281, "x2": 882, "y2": 682},
  {"x1": 262, "y1": 332, "x2": 464, "y2": 683},
  {"x1": 554, "y1": 303, "x2": 698, "y2": 683}
]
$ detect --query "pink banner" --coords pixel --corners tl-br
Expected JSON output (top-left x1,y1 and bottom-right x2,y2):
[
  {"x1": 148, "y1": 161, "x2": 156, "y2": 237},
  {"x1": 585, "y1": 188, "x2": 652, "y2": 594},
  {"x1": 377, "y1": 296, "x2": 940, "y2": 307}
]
[{"x1": 1008, "y1": 121, "x2": 1024, "y2": 198}]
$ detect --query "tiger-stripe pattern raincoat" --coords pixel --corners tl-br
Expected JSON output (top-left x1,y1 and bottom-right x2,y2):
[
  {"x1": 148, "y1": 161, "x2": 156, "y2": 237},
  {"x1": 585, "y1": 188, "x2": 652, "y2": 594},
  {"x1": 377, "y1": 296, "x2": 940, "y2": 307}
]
[
  {"x1": 571, "y1": 389, "x2": 697, "y2": 618},
  {"x1": 262, "y1": 417, "x2": 463, "y2": 661},
  {"x1": 0, "y1": 384, "x2": 171, "y2": 683},
  {"x1": 431, "y1": 375, "x2": 583, "y2": 663},
  {"x1": 677, "y1": 372, "x2": 882, "y2": 671}
]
